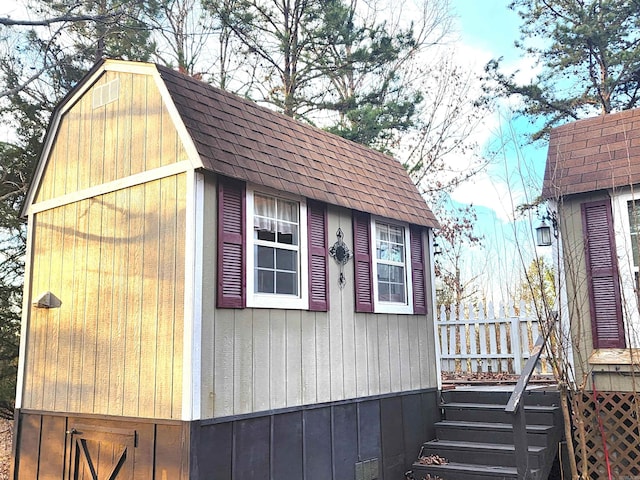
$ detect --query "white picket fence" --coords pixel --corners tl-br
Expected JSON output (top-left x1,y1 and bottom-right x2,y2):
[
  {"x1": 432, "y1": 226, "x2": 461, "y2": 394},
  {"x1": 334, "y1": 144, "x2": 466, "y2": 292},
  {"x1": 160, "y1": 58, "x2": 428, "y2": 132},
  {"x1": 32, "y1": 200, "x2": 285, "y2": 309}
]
[{"x1": 437, "y1": 301, "x2": 551, "y2": 375}]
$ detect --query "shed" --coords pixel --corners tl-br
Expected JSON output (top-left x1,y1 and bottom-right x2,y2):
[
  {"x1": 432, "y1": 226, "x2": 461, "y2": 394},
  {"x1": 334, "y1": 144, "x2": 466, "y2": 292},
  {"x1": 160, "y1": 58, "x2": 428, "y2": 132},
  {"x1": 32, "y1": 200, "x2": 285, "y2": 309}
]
[{"x1": 12, "y1": 59, "x2": 441, "y2": 479}]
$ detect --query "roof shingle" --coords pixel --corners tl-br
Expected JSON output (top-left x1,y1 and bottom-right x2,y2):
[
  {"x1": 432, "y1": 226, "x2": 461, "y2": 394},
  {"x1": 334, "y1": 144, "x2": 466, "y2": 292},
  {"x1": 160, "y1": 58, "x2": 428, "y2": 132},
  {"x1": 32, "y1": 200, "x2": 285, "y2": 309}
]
[
  {"x1": 156, "y1": 64, "x2": 438, "y2": 228},
  {"x1": 543, "y1": 108, "x2": 640, "y2": 199}
]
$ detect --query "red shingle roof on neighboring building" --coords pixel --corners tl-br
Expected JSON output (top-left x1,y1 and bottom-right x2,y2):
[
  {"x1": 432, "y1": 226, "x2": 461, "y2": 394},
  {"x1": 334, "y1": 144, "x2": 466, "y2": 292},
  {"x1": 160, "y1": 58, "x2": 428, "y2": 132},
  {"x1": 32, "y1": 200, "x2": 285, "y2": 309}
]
[
  {"x1": 156, "y1": 65, "x2": 439, "y2": 229},
  {"x1": 542, "y1": 108, "x2": 640, "y2": 199}
]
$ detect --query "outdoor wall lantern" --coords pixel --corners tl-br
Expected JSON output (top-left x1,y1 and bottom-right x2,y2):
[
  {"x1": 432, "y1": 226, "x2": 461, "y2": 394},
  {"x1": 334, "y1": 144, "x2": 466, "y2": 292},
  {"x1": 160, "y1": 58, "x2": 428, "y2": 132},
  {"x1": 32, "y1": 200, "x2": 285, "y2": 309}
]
[
  {"x1": 536, "y1": 211, "x2": 558, "y2": 247},
  {"x1": 32, "y1": 291, "x2": 62, "y2": 308}
]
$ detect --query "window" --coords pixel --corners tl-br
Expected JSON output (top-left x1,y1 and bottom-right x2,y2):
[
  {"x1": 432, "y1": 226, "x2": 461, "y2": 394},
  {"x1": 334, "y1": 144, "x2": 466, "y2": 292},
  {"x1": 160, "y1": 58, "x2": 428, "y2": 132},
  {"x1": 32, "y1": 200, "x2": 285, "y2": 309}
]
[
  {"x1": 217, "y1": 178, "x2": 328, "y2": 311},
  {"x1": 353, "y1": 212, "x2": 427, "y2": 315},
  {"x1": 372, "y1": 219, "x2": 414, "y2": 314},
  {"x1": 246, "y1": 189, "x2": 308, "y2": 309}
]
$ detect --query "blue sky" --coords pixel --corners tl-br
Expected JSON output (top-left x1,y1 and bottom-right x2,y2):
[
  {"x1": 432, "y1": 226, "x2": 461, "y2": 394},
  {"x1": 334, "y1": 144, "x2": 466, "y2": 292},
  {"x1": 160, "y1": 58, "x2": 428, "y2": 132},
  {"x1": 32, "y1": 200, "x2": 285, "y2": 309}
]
[{"x1": 441, "y1": 0, "x2": 552, "y2": 303}]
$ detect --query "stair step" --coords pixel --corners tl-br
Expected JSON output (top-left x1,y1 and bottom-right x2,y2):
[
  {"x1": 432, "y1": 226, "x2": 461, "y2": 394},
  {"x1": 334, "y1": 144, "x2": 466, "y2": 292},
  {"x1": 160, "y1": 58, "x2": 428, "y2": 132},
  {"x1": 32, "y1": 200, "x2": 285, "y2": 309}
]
[
  {"x1": 412, "y1": 461, "x2": 540, "y2": 480},
  {"x1": 441, "y1": 387, "x2": 560, "y2": 407},
  {"x1": 441, "y1": 402, "x2": 559, "y2": 424},
  {"x1": 435, "y1": 420, "x2": 554, "y2": 446},
  {"x1": 419, "y1": 439, "x2": 546, "y2": 468}
]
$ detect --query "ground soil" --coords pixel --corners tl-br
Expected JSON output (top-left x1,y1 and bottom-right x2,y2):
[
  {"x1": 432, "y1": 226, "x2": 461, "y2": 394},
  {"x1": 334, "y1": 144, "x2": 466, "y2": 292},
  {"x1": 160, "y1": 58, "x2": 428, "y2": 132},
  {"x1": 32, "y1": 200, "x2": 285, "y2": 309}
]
[{"x1": 0, "y1": 419, "x2": 11, "y2": 480}]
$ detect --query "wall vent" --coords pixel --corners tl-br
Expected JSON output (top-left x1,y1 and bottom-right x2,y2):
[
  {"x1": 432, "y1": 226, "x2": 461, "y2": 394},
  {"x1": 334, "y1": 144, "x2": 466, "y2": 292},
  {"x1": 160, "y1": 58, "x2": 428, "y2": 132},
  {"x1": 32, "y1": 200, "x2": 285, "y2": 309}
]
[
  {"x1": 355, "y1": 458, "x2": 379, "y2": 480},
  {"x1": 92, "y1": 78, "x2": 120, "y2": 109}
]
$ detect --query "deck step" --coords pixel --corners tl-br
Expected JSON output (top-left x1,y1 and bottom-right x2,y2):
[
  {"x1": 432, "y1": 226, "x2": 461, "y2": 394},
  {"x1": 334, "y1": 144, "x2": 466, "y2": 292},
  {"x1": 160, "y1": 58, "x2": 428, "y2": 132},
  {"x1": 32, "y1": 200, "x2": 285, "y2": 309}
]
[
  {"x1": 441, "y1": 402, "x2": 559, "y2": 424},
  {"x1": 411, "y1": 461, "x2": 540, "y2": 480},
  {"x1": 435, "y1": 420, "x2": 554, "y2": 446},
  {"x1": 419, "y1": 439, "x2": 545, "y2": 468}
]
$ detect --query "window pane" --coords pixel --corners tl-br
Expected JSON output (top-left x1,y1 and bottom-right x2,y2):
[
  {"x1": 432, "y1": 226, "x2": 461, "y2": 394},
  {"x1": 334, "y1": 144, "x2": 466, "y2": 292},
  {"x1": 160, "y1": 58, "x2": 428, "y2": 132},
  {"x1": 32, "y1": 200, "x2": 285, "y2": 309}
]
[
  {"x1": 377, "y1": 263, "x2": 389, "y2": 281},
  {"x1": 278, "y1": 199, "x2": 298, "y2": 223},
  {"x1": 276, "y1": 249, "x2": 297, "y2": 272},
  {"x1": 256, "y1": 246, "x2": 274, "y2": 268},
  {"x1": 379, "y1": 283, "x2": 390, "y2": 301},
  {"x1": 389, "y1": 265, "x2": 404, "y2": 282},
  {"x1": 277, "y1": 223, "x2": 298, "y2": 245},
  {"x1": 389, "y1": 282, "x2": 405, "y2": 302},
  {"x1": 256, "y1": 269, "x2": 275, "y2": 293},
  {"x1": 276, "y1": 272, "x2": 297, "y2": 295}
]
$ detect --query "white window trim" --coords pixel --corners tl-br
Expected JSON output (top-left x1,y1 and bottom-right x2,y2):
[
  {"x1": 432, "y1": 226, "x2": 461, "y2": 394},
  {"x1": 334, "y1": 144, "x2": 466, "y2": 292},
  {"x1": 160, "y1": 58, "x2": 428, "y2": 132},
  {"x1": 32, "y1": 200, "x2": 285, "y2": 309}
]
[
  {"x1": 246, "y1": 187, "x2": 309, "y2": 310},
  {"x1": 611, "y1": 192, "x2": 640, "y2": 348},
  {"x1": 371, "y1": 216, "x2": 413, "y2": 314}
]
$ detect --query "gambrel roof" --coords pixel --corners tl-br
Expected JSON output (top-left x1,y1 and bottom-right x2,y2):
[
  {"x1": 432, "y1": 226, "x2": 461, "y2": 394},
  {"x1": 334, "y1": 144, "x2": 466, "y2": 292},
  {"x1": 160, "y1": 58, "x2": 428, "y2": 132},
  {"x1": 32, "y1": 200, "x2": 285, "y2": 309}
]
[
  {"x1": 155, "y1": 65, "x2": 438, "y2": 228},
  {"x1": 24, "y1": 59, "x2": 437, "y2": 228},
  {"x1": 542, "y1": 108, "x2": 640, "y2": 199}
]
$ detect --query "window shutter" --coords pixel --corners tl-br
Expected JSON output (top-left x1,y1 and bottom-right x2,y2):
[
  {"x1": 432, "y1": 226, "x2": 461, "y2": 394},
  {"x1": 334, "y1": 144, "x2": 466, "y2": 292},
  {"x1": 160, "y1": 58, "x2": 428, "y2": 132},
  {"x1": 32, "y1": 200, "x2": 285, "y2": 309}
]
[
  {"x1": 410, "y1": 226, "x2": 427, "y2": 314},
  {"x1": 353, "y1": 211, "x2": 373, "y2": 313},
  {"x1": 581, "y1": 199, "x2": 625, "y2": 348},
  {"x1": 217, "y1": 178, "x2": 245, "y2": 308},
  {"x1": 307, "y1": 200, "x2": 329, "y2": 311}
]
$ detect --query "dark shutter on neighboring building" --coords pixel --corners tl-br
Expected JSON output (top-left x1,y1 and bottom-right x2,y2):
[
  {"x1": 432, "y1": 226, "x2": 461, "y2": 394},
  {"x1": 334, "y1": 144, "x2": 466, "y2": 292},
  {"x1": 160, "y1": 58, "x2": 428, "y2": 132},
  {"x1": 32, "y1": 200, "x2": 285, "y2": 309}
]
[
  {"x1": 353, "y1": 211, "x2": 374, "y2": 313},
  {"x1": 581, "y1": 199, "x2": 626, "y2": 349},
  {"x1": 308, "y1": 200, "x2": 329, "y2": 311},
  {"x1": 217, "y1": 177, "x2": 245, "y2": 308},
  {"x1": 410, "y1": 226, "x2": 427, "y2": 314}
]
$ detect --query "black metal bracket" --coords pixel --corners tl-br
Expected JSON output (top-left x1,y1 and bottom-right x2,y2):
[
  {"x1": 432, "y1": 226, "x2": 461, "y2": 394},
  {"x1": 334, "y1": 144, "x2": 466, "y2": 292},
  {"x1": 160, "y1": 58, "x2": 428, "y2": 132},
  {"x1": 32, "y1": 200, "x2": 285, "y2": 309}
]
[{"x1": 329, "y1": 227, "x2": 352, "y2": 289}]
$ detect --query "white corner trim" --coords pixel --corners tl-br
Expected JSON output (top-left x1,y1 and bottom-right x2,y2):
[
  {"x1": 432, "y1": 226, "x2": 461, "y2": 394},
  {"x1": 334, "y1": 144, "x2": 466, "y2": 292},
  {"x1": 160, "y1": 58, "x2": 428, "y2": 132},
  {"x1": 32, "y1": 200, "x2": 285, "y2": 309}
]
[
  {"x1": 15, "y1": 215, "x2": 35, "y2": 409},
  {"x1": 182, "y1": 170, "x2": 204, "y2": 420},
  {"x1": 27, "y1": 161, "x2": 193, "y2": 216},
  {"x1": 428, "y1": 228, "x2": 442, "y2": 391}
]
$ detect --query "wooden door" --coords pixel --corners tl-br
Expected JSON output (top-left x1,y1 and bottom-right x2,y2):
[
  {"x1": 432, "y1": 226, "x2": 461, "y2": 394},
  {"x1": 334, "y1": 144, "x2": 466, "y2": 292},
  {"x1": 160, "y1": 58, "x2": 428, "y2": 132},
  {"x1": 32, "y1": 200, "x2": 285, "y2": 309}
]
[{"x1": 67, "y1": 424, "x2": 136, "y2": 480}]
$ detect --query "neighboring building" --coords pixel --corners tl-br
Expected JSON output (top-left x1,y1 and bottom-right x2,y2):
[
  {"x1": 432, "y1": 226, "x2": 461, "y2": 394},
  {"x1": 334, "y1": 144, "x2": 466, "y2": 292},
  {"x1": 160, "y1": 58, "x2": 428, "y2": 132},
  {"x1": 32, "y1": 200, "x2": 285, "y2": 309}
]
[
  {"x1": 542, "y1": 107, "x2": 640, "y2": 391},
  {"x1": 13, "y1": 59, "x2": 440, "y2": 479}
]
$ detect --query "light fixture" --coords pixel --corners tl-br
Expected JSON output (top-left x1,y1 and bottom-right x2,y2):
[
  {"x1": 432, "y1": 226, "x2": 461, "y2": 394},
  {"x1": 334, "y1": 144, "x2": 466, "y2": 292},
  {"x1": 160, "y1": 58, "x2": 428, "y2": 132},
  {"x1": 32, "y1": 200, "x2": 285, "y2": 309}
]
[{"x1": 536, "y1": 210, "x2": 558, "y2": 247}]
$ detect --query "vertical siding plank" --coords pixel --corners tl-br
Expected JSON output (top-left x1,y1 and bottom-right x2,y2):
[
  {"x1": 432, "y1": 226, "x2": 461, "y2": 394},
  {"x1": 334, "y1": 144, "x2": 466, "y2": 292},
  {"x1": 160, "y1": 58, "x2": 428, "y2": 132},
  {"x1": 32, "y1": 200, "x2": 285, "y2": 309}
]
[
  {"x1": 139, "y1": 181, "x2": 160, "y2": 417},
  {"x1": 103, "y1": 73, "x2": 118, "y2": 184},
  {"x1": 94, "y1": 192, "x2": 115, "y2": 415},
  {"x1": 354, "y1": 313, "x2": 369, "y2": 397},
  {"x1": 315, "y1": 312, "x2": 331, "y2": 403},
  {"x1": 25, "y1": 213, "x2": 48, "y2": 409},
  {"x1": 377, "y1": 314, "x2": 391, "y2": 393},
  {"x1": 388, "y1": 314, "x2": 402, "y2": 392},
  {"x1": 123, "y1": 184, "x2": 144, "y2": 418},
  {"x1": 172, "y1": 175, "x2": 186, "y2": 418},
  {"x1": 115, "y1": 73, "x2": 133, "y2": 179},
  {"x1": 155, "y1": 176, "x2": 178, "y2": 418},
  {"x1": 53, "y1": 203, "x2": 75, "y2": 411},
  {"x1": 272, "y1": 412, "x2": 303, "y2": 479},
  {"x1": 37, "y1": 416, "x2": 66, "y2": 478},
  {"x1": 214, "y1": 308, "x2": 235, "y2": 417},
  {"x1": 270, "y1": 309, "x2": 287, "y2": 409},
  {"x1": 234, "y1": 417, "x2": 270, "y2": 479},
  {"x1": 90, "y1": 90, "x2": 106, "y2": 187},
  {"x1": 109, "y1": 188, "x2": 129, "y2": 417},
  {"x1": 43, "y1": 206, "x2": 63, "y2": 411},
  {"x1": 285, "y1": 309, "x2": 302, "y2": 406},
  {"x1": 327, "y1": 210, "x2": 345, "y2": 401},
  {"x1": 303, "y1": 408, "x2": 333, "y2": 480},
  {"x1": 155, "y1": 424, "x2": 188, "y2": 480},
  {"x1": 52, "y1": 115, "x2": 70, "y2": 198},
  {"x1": 160, "y1": 101, "x2": 178, "y2": 166},
  {"x1": 69, "y1": 200, "x2": 88, "y2": 413},
  {"x1": 398, "y1": 315, "x2": 411, "y2": 391},
  {"x1": 130, "y1": 74, "x2": 147, "y2": 176},
  {"x1": 76, "y1": 95, "x2": 92, "y2": 192},
  {"x1": 339, "y1": 209, "x2": 357, "y2": 400},
  {"x1": 301, "y1": 310, "x2": 317, "y2": 405},
  {"x1": 144, "y1": 76, "x2": 162, "y2": 171},
  {"x1": 366, "y1": 312, "x2": 380, "y2": 395},
  {"x1": 253, "y1": 309, "x2": 270, "y2": 412},
  {"x1": 64, "y1": 107, "x2": 80, "y2": 194},
  {"x1": 408, "y1": 316, "x2": 421, "y2": 389},
  {"x1": 15, "y1": 414, "x2": 41, "y2": 480},
  {"x1": 234, "y1": 308, "x2": 254, "y2": 414}
]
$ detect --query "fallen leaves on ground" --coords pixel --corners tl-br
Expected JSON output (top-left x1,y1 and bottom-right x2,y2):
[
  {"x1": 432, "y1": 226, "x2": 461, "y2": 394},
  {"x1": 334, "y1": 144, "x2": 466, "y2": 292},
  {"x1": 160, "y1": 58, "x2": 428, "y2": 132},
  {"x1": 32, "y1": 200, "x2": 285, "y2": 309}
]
[{"x1": 417, "y1": 454, "x2": 449, "y2": 465}]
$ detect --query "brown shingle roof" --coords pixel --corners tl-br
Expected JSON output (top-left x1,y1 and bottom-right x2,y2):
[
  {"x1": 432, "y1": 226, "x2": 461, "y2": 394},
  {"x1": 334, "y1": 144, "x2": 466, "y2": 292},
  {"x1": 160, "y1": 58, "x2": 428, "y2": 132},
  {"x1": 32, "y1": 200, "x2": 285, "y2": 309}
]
[
  {"x1": 542, "y1": 108, "x2": 640, "y2": 199},
  {"x1": 156, "y1": 65, "x2": 438, "y2": 228}
]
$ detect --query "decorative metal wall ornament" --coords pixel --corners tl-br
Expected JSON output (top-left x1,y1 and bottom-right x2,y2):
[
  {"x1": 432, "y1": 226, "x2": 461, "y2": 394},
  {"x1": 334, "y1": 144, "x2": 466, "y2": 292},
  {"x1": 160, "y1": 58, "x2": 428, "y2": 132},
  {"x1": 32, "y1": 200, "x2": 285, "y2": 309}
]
[{"x1": 329, "y1": 227, "x2": 352, "y2": 289}]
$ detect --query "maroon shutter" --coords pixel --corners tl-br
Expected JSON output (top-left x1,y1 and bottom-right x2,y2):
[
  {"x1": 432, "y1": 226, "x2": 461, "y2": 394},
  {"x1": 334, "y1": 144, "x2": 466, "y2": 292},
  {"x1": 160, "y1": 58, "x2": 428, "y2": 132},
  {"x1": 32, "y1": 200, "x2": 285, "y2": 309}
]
[
  {"x1": 582, "y1": 199, "x2": 625, "y2": 348},
  {"x1": 410, "y1": 226, "x2": 427, "y2": 314},
  {"x1": 307, "y1": 200, "x2": 329, "y2": 311},
  {"x1": 353, "y1": 211, "x2": 374, "y2": 313},
  {"x1": 217, "y1": 178, "x2": 245, "y2": 308}
]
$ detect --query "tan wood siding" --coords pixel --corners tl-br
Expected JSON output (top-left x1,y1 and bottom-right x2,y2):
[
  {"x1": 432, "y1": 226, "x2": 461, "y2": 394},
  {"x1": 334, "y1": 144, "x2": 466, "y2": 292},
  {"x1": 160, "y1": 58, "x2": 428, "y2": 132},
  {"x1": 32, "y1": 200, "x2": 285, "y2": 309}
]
[
  {"x1": 201, "y1": 199, "x2": 438, "y2": 418},
  {"x1": 34, "y1": 71, "x2": 188, "y2": 204},
  {"x1": 23, "y1": 175, "x2": 186, "y2": 419}
]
